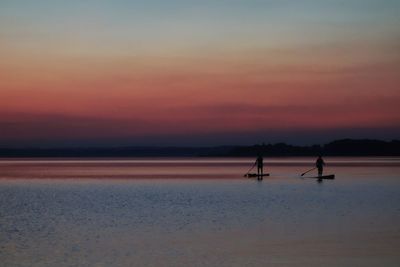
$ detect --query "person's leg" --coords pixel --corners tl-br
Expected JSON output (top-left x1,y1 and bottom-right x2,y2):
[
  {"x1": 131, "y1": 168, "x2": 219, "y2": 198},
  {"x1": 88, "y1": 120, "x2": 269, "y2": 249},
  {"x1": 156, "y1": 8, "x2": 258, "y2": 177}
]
[{"x1": 318, "y1": 167, "x2": 323, "y2": 176}]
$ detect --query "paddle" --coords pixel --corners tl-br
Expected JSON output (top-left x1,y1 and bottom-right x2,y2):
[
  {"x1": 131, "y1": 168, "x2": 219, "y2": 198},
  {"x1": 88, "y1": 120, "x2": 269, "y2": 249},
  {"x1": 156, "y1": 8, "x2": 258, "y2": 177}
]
[
  {"x1": 243, "y1": 163, "x2": 256, "y2": 177},
  {"x1": 301, "y1": 167, "x2": 317, "y2": 176}
]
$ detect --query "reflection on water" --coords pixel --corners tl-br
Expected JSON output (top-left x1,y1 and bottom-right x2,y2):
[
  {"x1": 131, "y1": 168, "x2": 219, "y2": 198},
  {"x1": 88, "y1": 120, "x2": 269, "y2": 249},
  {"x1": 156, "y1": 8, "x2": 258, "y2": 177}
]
[
  {"x1": 0, "y1": 158, "x2": 400, "y2": 266},
  {"x1": 1, "y1": 157, "x2": 400, "y2": 180}
]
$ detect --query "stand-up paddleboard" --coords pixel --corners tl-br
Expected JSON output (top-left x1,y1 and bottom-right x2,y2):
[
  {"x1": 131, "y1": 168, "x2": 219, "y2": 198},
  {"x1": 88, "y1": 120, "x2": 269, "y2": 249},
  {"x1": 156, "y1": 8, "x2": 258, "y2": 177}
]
[
  {"x1": 245, "y1": 173, "x2": 270, "y2": 178},
  {"x1": 305, "y1": 174, "x2": 335, "y2": 180}
]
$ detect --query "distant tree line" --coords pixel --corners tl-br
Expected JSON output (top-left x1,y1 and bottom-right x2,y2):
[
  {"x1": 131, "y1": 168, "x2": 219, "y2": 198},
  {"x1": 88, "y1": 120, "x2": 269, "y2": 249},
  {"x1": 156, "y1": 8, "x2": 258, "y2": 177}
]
[
  {"x1": 224, "y1": 139, "x2": 400, "y2": 157},
  {"x1": 0, "y1": 139, "x2": 399, "y2": 157}
]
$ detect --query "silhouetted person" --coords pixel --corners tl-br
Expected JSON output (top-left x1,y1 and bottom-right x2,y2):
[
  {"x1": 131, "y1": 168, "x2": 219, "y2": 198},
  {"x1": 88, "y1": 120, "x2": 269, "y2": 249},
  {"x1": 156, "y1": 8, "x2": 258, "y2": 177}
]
[
  {"x1": 316, "y1": 155, "x2": 325, "y2": 177},
  {"x1": 255, "y1": 154, "x2": 264, "y2": 180}
]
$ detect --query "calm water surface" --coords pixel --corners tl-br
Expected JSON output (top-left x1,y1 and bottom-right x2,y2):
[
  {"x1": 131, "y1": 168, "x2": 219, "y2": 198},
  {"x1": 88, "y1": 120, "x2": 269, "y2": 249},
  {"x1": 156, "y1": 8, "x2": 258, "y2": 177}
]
[{"x1": 0, "y1": 157, "x2": 399, "y2": 266}]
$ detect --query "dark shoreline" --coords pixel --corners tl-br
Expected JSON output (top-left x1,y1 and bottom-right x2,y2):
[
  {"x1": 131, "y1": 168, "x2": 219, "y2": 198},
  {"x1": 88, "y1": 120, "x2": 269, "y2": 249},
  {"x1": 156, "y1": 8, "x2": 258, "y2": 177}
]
[{"x1": 1, "y1": 139, "x2": 399, "y2": 158}]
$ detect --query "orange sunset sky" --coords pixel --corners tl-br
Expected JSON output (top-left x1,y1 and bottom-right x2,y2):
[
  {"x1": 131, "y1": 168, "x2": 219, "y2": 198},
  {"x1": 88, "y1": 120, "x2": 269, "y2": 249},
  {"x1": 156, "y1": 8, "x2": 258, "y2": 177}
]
[{"x1": 1, "y1": 1, "x2": 399, "y2": 146}]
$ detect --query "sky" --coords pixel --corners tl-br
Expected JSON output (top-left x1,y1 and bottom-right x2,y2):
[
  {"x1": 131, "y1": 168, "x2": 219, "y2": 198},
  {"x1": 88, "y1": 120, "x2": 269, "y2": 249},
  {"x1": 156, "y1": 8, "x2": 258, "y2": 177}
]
[{"x1": 0, "y1": 0, "x2": 399, "y2": 147}]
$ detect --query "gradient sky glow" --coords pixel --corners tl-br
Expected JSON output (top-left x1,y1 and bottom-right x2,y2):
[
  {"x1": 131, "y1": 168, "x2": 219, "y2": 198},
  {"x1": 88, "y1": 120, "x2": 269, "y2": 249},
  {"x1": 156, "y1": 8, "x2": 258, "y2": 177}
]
[{"x1": 1, "y1": 0, "x2": 400, "y2": 146}]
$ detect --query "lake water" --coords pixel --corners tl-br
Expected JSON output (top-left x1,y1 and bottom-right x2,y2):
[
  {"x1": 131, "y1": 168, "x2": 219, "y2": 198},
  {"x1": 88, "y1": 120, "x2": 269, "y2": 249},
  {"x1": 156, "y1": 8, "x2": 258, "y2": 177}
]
[{"x1": 1, "y1": 157, "x2": 400, "y2": 266}]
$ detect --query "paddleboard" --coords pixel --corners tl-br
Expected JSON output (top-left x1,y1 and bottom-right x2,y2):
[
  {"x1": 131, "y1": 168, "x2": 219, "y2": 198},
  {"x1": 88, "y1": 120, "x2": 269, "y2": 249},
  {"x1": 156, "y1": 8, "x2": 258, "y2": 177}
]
[
  {"x1": 305, "y1": 174, "x2": 335, "y2": 180},
  {"x1": 245, "y1": 173, "x2": 270, "y2": 178}
]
